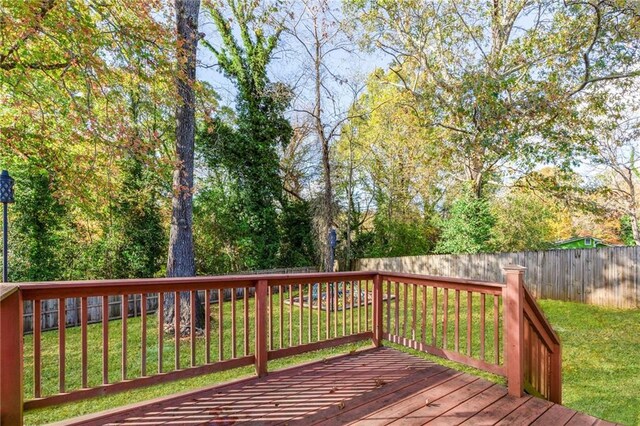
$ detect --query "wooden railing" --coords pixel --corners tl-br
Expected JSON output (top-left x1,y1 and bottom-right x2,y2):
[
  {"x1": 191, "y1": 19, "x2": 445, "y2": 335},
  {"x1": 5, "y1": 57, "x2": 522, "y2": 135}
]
[{"x1": 0, "y1": 267, "x2": 561, "y2": 424}]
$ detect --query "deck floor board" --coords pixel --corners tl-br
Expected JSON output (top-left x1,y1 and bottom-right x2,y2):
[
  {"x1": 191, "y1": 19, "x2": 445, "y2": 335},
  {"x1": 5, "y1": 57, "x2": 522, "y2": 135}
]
[{"x1": 52, "y1": 347, "x2": 614, "y2": 426}]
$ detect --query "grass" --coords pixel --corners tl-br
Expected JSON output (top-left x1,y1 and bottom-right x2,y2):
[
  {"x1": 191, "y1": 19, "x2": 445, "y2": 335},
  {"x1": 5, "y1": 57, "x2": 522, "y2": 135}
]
[
  {"x1": 21, "y1": 288, "x2": 640, "y2": 425},
  {"x1": 538, "y1": 300, "x2": 640, "y2": 426}
]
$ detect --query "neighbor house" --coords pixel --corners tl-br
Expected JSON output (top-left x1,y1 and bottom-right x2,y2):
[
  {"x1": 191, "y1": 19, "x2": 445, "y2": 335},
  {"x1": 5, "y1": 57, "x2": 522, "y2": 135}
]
[{"x1": 553, "y1": 236, "x2": 609, "y2": 249}]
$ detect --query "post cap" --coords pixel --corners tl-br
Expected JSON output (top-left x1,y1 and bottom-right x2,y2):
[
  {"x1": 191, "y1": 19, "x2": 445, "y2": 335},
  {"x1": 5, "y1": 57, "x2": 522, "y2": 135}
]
[{"x1": 503, "y1": 264, "x2": 526, "y2": 273}]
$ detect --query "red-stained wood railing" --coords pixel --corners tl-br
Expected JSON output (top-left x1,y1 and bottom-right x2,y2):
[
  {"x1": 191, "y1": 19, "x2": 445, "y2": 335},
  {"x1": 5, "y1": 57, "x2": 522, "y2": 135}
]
[
  {"x1": 17, "y1": 276, "x2": 258, "y2": 412},
  {"x1": 503, "y1": 266, "x2": 562, "y2": 403},
  {"x1": 263, "y1": 273, "x2": 375, "y2": 362},
  {"x1": 0, "y1": 268, "x2": 562, "y2": 424},
  {"x1": 379, "y1": 271, "x2": 506, "y2": 376}
]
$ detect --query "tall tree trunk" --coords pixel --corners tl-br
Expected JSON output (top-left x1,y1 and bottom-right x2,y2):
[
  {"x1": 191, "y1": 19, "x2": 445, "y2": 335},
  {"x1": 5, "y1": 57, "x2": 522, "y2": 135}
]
[
  {"x1": 312, "y1": 15, "x2": 334, "y2": 272},
  {"x1": 165, "y1": 0, "x2": 204, "y2": 335}
]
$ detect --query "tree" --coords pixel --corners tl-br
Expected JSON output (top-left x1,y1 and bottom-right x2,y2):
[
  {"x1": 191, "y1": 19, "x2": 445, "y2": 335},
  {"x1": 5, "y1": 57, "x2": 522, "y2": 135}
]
[
  {"x1": 2, "y1": 0, "x2": 176, "y2": 282},
  {"x1": 491, "y1": 190, "x2": 556, "y2": 252},
  {"x1": 1, "y1": 0, "x2": 175, "y2": 202},
  {"x1": 334, "y1": 72, "x2": 445, "y2": 258},
  {"x1": 165, "y1": 0, "x2": 204, "y2": 334},
  {"x1": 592, "y1": 117, "x2": 640, "y2": 245},
  {"x1": 287, "y1": 0, "x2": 362, "y2": 270},
  {"x1": 435, "y1": 192, "x2": 496, "y2": 254},
  {"x1": 200, "y1": 0, "x2": 292, "y2": 269},
  {"x1": 348, "y1": 0, "x2": 640, "y2": 197}
]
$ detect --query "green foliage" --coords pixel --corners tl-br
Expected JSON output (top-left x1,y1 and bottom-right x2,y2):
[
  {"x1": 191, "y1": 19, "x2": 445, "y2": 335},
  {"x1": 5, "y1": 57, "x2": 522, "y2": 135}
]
[
  {"x1": 346, "y1": 0, "x2": 640, "y2": 196},
  {"x1": 199, "y1": 0, "x2": 294, "y2": 270},
  {"x1": 491, "y1": 192, "x2": 556, "y2": 252},
  {"x1": 277, "y1": 199, "x2": 317, "y2": 267},
  {"x1": 619, "y1": 216, "x2": 636, "y2": 246},
  {"x1": 435, "y1": 195, "x2": 496, "y2": 254},
  {"x1": 6, "y1": 158, "x2": 167, "y2": 282},
  {"x1": 8, "y1": 166, "x2": 69, "y2": 282},
  {"x1": 361, "y1": 217, "x2": 436, "y2": 258},
  {"x1": 108, "y1": 156, "x2": 166, "y2": 278}
]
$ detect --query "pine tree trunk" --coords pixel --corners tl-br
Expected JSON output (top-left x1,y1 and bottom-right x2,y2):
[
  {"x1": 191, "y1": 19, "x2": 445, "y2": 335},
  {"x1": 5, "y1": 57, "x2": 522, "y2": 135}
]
[{"x1": 165, "y1": 0, "x2": 204, "y2": 335}]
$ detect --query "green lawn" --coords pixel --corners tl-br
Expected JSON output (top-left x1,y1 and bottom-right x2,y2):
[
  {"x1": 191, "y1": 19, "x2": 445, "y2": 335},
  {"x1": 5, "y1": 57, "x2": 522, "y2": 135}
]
[
  {"x1": 539, "y1": 300, "x2": 640, "y2": 426},
  {"x1": 21, "y1": 291, "x2": 640, "y2": 425}
]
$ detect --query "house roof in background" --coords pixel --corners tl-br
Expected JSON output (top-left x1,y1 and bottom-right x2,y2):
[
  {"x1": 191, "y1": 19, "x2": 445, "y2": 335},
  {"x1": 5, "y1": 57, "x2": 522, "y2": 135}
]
[{"x1": 554, "y1": 236, "x2": 605, "y2": 245}]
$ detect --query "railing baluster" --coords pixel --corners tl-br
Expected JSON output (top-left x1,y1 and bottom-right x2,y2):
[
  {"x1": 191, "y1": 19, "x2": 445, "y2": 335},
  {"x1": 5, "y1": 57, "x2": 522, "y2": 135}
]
[
  {"x1": 231, "y1": 288, "x2": 237, "y2": 358},
  {"x1": 342, "y1": 281, "x2": 347, "y2": 336},
  {"x1": 308, "y1": 283, "x2": 313, "y2": 343},
  {"x1": 218, "y1": 288, "x2": 224, "y2": 361},
  {"x1": 402, "y1": 282, "x2": 408, "y2": 338},
  {"x1": 81, "y1": 297, "x2": 88, "y2": 387},
  {"x1": 480, "y1": 293, "x2": 486, "y2": 361},
  {"x1": 442, "y1": 289, "x2": 448, "y2": 349},
  {"x1": 158, "y1": 292, "x2": 164, "y2": 373},
  {"x1": 394, "y1": 282, "x2": 400, "y2": 336},
  {"x1": 365, "y1": 280, "x2": 370, "y2": 331},
  {"x1": 268, "y1": 286, "x2": 273, "y2": 350},
  {"x1": 357, "y1": 280, "x2": 362, "y2": 333},
  {"x1": 243, "y1": 287, "x2": 249, "y2": 356},
  {"x1": 528, "y1": 329, "x2": 534, "y2": 390},
  {"x1": 454, "y1": 290, "x2": 460, "y2": 352},
  {"x1": 494, "y1": 294, "x2": 500, "y2": 365},
  {"x1": 533, "y1": 332, "x2": 539, "y2": 392},
  {"x1": 141, "y1": 294, "x2": 147, "y2": 377},
  {"x1": 190, "y1": 291, "x2": 196, "y2": 367},
  {"x1": 350, "y1": 281, "x2": 355, "y2": 334},
  {"x1": 122, "y1": 295, "x2": 128, "y2": 381},
  {"x1": 411, "y1": 283, "x2": 417, "y2": 340},
  {"x1": 467, "y1": 291, "x2": 472, "y2": 357},
  {"x1": 174, "y1": 291, "x2": 180, "y2": 370},
  {"x1": 421, "y1": 286, "x2": 427, "y2": 344},
  {"x1": 432, "y1": 287, "x2": 438, "y2": 346},
  {"x1": 206, "y1": 289, "x2": 211, "y2": 362},
  {"x1": 59, "y1": 298, "x2": 66, "y2": 393},
  {"x1": 279, "y1": 285, "x2": 284, "y2": 349},
  {"x1": 34, "y1": 300, "x2": 41, "y2": 398},
  {"x1": 289, "y1": 285, "x2": 294, "y2": 346},
  {"x1": 333, "y1": 281, "x2": 338, "y2": 337},
  {"x1": 298, "y1": 284, "x2": 303, "y2": 345},
  {"x1": 386, "y1": 281, "x2": 391, "y2": 335},
  {"x1": 102, "y1": 295, "x2": 109, "y2": 384},
  {"x1": 325, "y1": 282, "x2": 330, "y2": 339}
]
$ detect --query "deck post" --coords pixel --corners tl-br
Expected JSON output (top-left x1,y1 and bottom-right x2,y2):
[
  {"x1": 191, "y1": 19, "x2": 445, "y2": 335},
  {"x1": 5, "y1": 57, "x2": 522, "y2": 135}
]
[
  {"x1": 372, "y1": 274, "x2": 383, "y2": 347},
  {"x1": 0, "y1": 285, "x2": 23, "y2": 425},
  {"x1": 503, "y1": 265, "x2": 526, "y2": 398},
  {"x1": 255, "y1": 279, "x2": 268, "y2": 377}
]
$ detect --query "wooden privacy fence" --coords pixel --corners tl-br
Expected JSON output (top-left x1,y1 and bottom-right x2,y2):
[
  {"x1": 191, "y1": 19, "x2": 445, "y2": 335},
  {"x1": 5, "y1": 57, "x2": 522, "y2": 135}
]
[
  {"x1": 356, "y1": 246, "x2": 640, "y2": 308},
  {"x1": 0, "y1": 267, "x2": 560, "y2": 424},
  {"x1": 22, "y1": 266, "x2": 316, "y2": 333}
]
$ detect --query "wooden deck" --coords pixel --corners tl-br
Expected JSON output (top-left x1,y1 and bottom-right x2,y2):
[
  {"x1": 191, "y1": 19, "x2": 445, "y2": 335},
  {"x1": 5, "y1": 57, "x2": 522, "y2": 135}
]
[{"x1": 54, "y1": 348, "x2": 614, "y2": 426}]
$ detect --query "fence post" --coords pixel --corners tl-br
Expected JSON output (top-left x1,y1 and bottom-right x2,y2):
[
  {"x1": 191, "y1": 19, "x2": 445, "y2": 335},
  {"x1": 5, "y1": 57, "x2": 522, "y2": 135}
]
[
  {"x1": 372, "y1": 274, "x2": 383, "y2": 347},
  {"x1": 503, "y1": 265, "x2": 526, "y2": 398},
  {"x1": 255, "y1": 279, "x2": 268, "y2": 377},
  {"x1": 0, "y1": 285, "x2": 23, "y2": 425}
]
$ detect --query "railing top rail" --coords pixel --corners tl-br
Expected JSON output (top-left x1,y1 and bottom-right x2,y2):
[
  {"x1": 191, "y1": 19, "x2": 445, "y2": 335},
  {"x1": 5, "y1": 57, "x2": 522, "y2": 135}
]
[
  {"x1": 379, "y1": 271, "x2": 504, "y2": 293},
  {"x1": 524, "y1": 286, "x2": 561, "y2": 346},
  {"x1": 16, "y1": 271, "x2": 378, "y2": 300}
]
